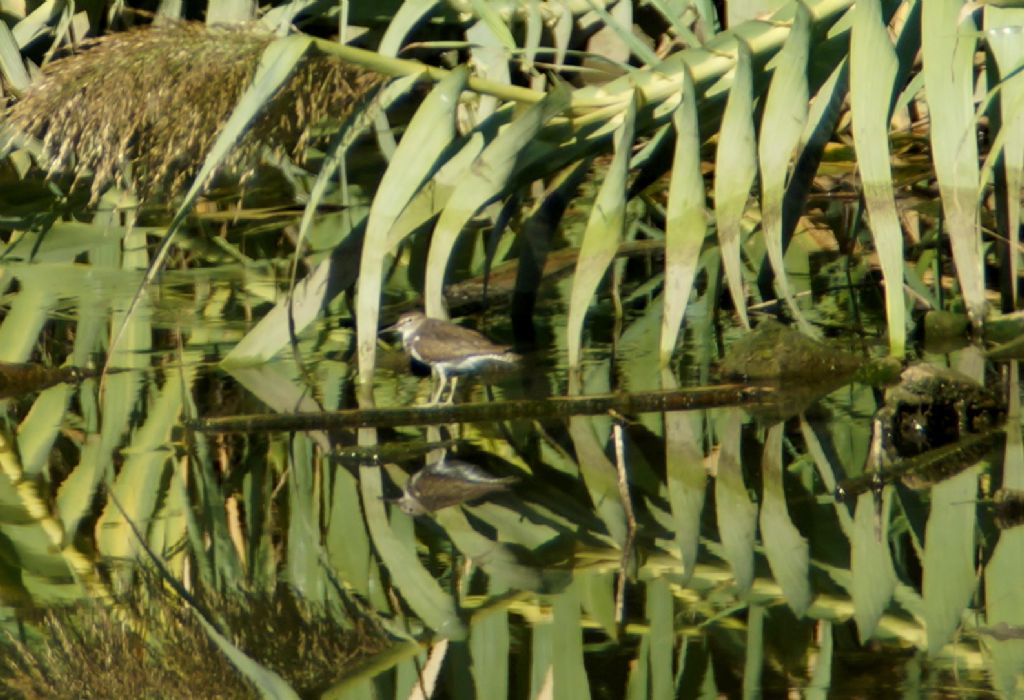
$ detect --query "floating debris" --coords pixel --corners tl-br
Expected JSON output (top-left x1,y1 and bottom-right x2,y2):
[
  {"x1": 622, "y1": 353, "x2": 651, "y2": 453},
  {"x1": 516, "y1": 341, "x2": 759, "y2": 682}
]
[
  {"x1": 719, "y1": 318, "x2": 864, "y2": 381},
  {"x1": 869, "y1": 363, "x2": 1005, "y2": 469},
  {"x1": 390, "y1": 458, "x2": 518, "y2": 515},
  {"x1": 835, "y1": 429, "x2": 1005, "y2": 501},
  {"x1": 835, "y1": 363, "x2": 1007, "y2": 503}
]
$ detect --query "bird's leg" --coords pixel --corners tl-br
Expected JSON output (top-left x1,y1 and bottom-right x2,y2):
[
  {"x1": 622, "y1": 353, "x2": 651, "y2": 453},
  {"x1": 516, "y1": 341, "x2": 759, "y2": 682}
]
[
  {"x1": 445, "y1": 376, "x2": 459, "y2": 404},
  {"x1": 430, "y1": 367, "x2": 448, "y2": 404}
]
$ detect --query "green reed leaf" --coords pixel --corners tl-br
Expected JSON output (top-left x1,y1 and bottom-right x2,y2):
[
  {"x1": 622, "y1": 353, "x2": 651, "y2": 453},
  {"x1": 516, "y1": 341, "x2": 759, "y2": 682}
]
[
  {"x1": 423, "y1": 84, "x2": 570, "y2": 318},
  {"x1": 661, "y1": 67, "x2": 707, "y2": 363},
  {"x1": 714, "y1": 41, "x2": 755, "y2": 329},
  {"x1": 851, "y1": 0, "x2": 905, "y2": 355},
  {"x1": 566, "y1": 93, "x2": 636, "y2": 367},
  {"x1": 759, "y1": 423, "x2": 811, "y2": 616},
  {"x1": 715, "y1": 408, "x2": 757, "y2": 593}
]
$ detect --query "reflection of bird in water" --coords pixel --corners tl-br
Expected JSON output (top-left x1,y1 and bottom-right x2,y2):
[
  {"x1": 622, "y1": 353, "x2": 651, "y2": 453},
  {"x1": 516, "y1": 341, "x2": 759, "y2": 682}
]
[
  {"x1": 993, "y1": 488, "x2": 1024, "y2": 530},
  {"x1": 391, "y1": 457, "x2": 519, "y2": 515},
  {"x1": 385, "y1": 311, "x2": 520, "y2": 403}
]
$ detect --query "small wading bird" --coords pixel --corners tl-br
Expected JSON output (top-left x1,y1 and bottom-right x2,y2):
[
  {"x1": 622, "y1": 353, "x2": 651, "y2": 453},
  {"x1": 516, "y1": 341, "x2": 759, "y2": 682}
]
[
  {"x1": 390, "y1": 457, "x2": 519, "y2": 515},
  {"x1": 386, "y1": 310, "x2": 520, "y2": 403}
]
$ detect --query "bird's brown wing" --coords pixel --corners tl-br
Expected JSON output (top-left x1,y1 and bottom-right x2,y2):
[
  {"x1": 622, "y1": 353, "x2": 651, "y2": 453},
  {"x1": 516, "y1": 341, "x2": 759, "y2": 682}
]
[{"x1": 412, "y1": 321, "x2": 512, "y2": 363}]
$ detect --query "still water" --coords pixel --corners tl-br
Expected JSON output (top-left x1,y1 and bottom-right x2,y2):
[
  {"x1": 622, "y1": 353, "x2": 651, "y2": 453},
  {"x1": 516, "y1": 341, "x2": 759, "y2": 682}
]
[{"x1": 0, "y1": 262, "x2": 1018, "y2": 699}]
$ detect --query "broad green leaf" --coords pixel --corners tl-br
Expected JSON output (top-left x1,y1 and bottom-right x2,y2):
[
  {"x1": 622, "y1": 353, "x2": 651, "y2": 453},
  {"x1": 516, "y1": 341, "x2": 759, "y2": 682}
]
[
  {"x1": 59, "y1": 218, "x2": 149, "y2": 539},
  {"x1": 850, "y1": 490, "x2": 896, "y2": 641},
  {"x1": 568, "y1": 368, "x2": 627, "y2": 548},
  {"x1": 661, "y1": 67, "x2": 707, "y2": 363},
  {"x1": 984, "y1": 363, "x2": 1024, "y2": 694},
  {"x1": 566, "y1": 94, "x2": 636, "y2": 367},
  {"x1": 152, "y1": 454, "x2": 190, "y2": 579},
  {"x1": 662, "y1": 369, "x2": 706, "y2": 584},
  {"x1": 627, "y1": 636, "x2": 651, "y2": 700},
  {"x1": 567, "y1": 415, "x2": 628, "y2": 547},
  {"x1": 206, "y1": 0, "x2": 256, "y2": 23},
  {"x1": 714, "y1": 41, "x2": 755, "y2": 329},
  {"x1": 985, "y1": 8, "x2": 1024, "y2": 312},
  {"x1": 799, "y1": 417, "x2": 854, "y2": 535},
  {"x1": 469, "y1": 0, "x2": 517, "y2": 49},
  {"x1": 742, "y1": 605, "x2": 765, "y2": 699},
  {"x1": 805, "y1": 621, "x2": 833, "y2": 700},
  {"x1": 645, "y1": 0, "x2": 703, "y2": 48},
  {"x1": 851, "y1": 0, "x2": 905, "y2": 355},
  {"x1": 922, "y1": 465, "x2": 978, "y2": 654},
  {"x1": 424, "y1": 85, "x2": 570, "y2": 318},
  {"x1": 286, "y1": 435, "x2": 324, "y2": 603},
  {"x1": 552, "y1": 581, "x2": 591, "y2": 700},
  {"x1": 530, "y1": 620, "x2": 554, "y2": 699},
  {"x1": 227, "y1": 76, "x2": 410, "y2": 366},
  {"x1": 0, "y1": 21, "x2": 29, "y2": 93},
  {"x1": 355, "y1": 67, "x2": 469, "y2": 386},
  {"x1": 224, "y1": 258, "x2": 333, "y2": 365},
  {"x1": 1, "y1": 221, "x2": 139, "y2": 262},
  {"x1": 379, "y1": 0, "x2": 440, "y2": 56},
  {"x1": 551, "y1": 0, "x2": 572, "y2": 69},
  {"x1": 0, "y1": 421, "x2": 102, "y2": 603},
  {"x1": 922, "y1": 0, "x2": 984, "y2": 322},
  {"x1": 11, "y1": 0, "x2": 59, "y2": 49},
  {"x1": 647, "y1": 576, "x2": 674, "y2": 700},
  {"x1": 759, "y1": 3, "x2": 816, "y2": 337},
  {"x1": 714, "y1": 408, "x2": 757, "y2": 593},
  {"x1": 326, "y1": 467, "x2": 372, "y2": 597},
  {"x1": 759, "y1": 423, "x2": 811, "y2": 616},
  {"x1": 579, "y1": 569, "x2": 617, "y2": 639},
  {"x1": 359, "y1": 462, "x2": 465, "y2": 639},
  {"x1": 16, "y1": 383, "x2": 72, "y2": 477},
  {"x1": 0, "y1": 278, "x2": 53, "y2": 363},
  {"x1": 523, "y1": 0, "x2": 543, "y2": 72},
  {"x1": 94, "y1": 371, "x2": 190, "y2": 584},
  {"x1": 470, "y1": 584, "x2": 510, "y2": 700},
  {"x1": 467, "y1": 20, "x2": 511, "y2": 121},
  {"x1": 585, "y1": 0, "x2": 660, "y2": 66},
  {"x1": 435, "y1": 507, "x2": 546, "y2": 591}
]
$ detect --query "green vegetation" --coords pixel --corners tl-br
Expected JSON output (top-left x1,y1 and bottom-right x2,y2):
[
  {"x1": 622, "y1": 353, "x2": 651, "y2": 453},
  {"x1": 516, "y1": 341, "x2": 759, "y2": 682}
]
[{"x1": 0, "y1": 0, "x2": 1020, "y2": 696}]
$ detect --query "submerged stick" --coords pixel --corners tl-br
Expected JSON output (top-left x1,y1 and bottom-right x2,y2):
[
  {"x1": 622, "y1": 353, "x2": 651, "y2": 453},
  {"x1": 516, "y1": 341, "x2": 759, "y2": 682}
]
[{"x1": 190, "y1": 384, "x2": 777, "y2": 433}]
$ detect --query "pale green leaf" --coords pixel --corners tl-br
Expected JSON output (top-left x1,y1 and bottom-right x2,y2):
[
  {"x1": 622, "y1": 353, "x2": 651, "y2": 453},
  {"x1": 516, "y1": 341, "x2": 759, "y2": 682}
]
[
  {"x1": 759, "y1": 423, "x2": 811, "y2": 616},
  {"x1": 661, "y1": 67, "x2": 707, "y2": 363},
  {"x1": 714, "y1": 408, "x2": 757, "y2": 593},
  {"x1": 566, "y1": 93, "x2": 636, "y2": 367},
  {"x1": 851, "y1": 0, "x2": 905, "y2": 355},
  {"x1": 424, "y1": 85, "x2": 570, "y2": 318},
  {"x1": 714, "y1": 41, "x2": 755, "y2": 329}
]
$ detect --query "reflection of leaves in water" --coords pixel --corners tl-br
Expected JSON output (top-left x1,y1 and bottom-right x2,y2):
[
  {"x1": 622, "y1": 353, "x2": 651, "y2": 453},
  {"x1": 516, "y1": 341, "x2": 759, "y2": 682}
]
[{"x1": 0, "y1": 585, "x2": 391, "y2": 698}]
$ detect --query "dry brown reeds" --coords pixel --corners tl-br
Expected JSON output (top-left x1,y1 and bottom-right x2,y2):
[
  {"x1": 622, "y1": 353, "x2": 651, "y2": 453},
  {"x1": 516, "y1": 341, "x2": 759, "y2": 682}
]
[
  {"x1": 4, "y1": 21, "x2": 383, "y2": 203},
  {"x1": 0, "y1": 583, "x2": 394, "y2": 698}
]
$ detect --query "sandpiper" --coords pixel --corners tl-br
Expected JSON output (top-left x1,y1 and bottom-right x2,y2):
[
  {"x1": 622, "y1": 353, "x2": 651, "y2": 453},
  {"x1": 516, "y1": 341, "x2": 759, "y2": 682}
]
[
  {"x1": 390, "y1": 457, "x2": 519, "y2": 515},
  {"x1": 387, "y1": 310, "x2": 520, "y2": 403}
]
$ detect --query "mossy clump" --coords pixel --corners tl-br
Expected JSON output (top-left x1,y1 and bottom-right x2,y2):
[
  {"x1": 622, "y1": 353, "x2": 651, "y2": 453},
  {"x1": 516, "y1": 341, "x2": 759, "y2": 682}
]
[{"x1": 4, "y1": 22, "x2": 383, "y2": 202}]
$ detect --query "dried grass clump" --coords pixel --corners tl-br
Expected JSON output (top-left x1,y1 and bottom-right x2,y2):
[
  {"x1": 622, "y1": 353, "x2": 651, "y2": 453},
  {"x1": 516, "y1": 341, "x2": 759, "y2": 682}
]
[
  {"x1": 0, "y1": 585, "x2": 394, "y2": 699},
  {"x1": 5, "y1": 22, "x2": 383, "y2": 202}
]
